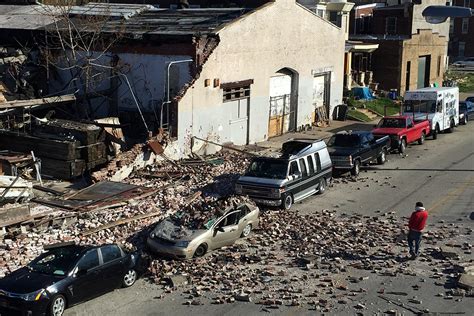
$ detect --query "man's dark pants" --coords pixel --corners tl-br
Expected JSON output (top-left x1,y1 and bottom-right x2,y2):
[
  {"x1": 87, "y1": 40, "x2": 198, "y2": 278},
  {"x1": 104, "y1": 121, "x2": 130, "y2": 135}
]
[{"x1": 407, "y1": 230, "x2": 422, "y2": 256}]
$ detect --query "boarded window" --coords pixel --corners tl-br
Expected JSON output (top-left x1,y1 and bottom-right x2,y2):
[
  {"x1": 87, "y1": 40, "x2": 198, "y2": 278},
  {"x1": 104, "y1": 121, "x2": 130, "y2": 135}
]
[
  {"x1": 462, "y1": 18, "x2": 469, "y2": 34},
  {"x1": 223, "y1": 85, "x2": 251, "y2": 102},
  {"x1": 307, "y1": 155, "x2": 315, "y2": 175}
]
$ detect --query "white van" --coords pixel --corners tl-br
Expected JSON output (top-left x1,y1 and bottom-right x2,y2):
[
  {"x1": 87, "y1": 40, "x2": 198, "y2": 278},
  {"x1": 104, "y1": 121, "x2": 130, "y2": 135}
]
[{"x1": 404, "y1": 87, "x2": 459, "y2": 139}]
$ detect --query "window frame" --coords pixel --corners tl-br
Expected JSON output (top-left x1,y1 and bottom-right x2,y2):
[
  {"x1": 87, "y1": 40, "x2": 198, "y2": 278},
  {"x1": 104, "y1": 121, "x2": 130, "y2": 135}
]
[
  {"x1": 385, "y1": 17, "x2": 397, "y2": 34},
  {"x1": 462, "y1": 18, "x2": 469, "y2": 34},
  {"x1": 307, "y1": 155, "x2": 315, "y2": 175},
  {"x1": 99, "y1": 245, "x2": 123, "y2": 264},
  {"x1": 314, "y1": 153, "x2": 322, "y2": 172},
  {"x1": 76, "y1": 249, "x2": 100, "y2": 272}
]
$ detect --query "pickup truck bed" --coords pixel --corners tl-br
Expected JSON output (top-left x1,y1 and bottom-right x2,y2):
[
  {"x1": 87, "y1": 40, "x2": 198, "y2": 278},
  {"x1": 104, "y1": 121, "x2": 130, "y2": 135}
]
[{"x1": 372, "y1": 115, "x2": 430, "y2": 154}]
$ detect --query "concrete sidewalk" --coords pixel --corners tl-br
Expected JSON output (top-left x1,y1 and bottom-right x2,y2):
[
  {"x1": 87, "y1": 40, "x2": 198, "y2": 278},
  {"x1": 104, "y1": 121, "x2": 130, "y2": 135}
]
[{"x1": 247, "y1": 119, "x2": 376, "y2": 152}]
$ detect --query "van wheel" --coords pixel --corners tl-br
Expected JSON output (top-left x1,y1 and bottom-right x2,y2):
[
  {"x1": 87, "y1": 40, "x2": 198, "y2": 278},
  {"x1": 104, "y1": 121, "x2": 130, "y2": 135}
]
[
  {"x1": 351, "y1": 160, "x2": 360, "y2": 176},
  {"x1": 377, "y1": 149, "x2": 386, "y2": 165},
  {"x1": 432, "y1": 125, "x2": 439, "y2": 139},
  {"x1": 282, "y1": 194, "x2": 293, "y2": 210},
  {"x1": 318, "y1": 178, "x2": 327, "y2": 195},
  {"x1": 418, "y1": 132, "x2": 425, "y2": 145},
  {"x1": 399, "y1": 139, "x2": 407, "y2": 154},
  {"x1": 465, "y1": 115, "x2": 468, "y2": 124},
  {"x1": 448, "y1": 119, "x2": 455, "y2": 133}
]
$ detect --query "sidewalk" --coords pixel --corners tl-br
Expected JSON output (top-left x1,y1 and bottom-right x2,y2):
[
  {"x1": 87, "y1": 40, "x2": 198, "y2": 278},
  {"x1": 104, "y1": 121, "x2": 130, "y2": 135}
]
[{"x1": 247, "y1": 119, "x2": 376, "y2": 152}]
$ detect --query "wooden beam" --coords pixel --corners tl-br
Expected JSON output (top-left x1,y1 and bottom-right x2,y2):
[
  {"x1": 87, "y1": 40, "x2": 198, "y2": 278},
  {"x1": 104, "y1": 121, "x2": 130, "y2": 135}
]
[{"x1": 0, "y1": 94, "x2": 76, "y2": 109}]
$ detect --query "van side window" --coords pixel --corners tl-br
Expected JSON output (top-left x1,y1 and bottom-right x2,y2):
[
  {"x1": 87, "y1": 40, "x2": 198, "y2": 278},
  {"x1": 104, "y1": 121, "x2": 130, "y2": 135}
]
[
  {"x1": 307, "y1": 155, "x2": 315, "y2": 175},
  {"x1": 299, "y1": 159, "x2": 307, "y2": 177},
  {"x1": 289, "y1": 161, "x2": 299, "y2": 176},
  {"x1": 314, "y1": 153, "x2": 322, "y2": 172}
]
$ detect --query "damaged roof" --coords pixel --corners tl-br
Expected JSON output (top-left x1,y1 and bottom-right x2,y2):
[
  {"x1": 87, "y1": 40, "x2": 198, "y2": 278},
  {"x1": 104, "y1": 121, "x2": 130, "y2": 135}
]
[{"x1": 0, "y1": 5, "x2": 62, "y2": 30}]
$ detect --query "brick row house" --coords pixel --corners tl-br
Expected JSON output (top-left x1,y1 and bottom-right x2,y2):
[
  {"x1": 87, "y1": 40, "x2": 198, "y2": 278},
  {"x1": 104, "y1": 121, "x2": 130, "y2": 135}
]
[
  {"x1": 449, "y1": 0, "x2": 474, "y2": 59},
  {"x1": 350, "y1": 0, "x2": 450, "y2": 95}
]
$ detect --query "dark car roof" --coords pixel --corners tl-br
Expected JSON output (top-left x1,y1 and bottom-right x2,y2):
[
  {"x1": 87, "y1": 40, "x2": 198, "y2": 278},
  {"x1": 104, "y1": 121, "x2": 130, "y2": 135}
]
[{"x1": 334, "y1": 131, "x2": 371, "y2": 136}]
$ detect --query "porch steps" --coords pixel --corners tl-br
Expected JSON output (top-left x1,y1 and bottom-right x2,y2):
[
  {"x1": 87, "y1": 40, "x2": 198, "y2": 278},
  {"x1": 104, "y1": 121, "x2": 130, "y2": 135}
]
[{"x1": 356, "y1": 108, "x2": 379, "y2": 121}]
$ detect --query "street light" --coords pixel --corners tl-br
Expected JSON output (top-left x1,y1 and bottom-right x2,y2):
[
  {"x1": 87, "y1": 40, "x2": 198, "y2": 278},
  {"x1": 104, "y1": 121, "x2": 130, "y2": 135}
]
[{"x1": 422, "y1": 5, "x2": 473, "y2": 24}]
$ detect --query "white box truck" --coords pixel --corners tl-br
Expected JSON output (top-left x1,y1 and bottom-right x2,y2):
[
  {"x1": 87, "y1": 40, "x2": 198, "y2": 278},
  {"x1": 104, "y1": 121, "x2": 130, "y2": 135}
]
[{"x1": 403, "y1": 87, "x2": 459, "y2": 139}]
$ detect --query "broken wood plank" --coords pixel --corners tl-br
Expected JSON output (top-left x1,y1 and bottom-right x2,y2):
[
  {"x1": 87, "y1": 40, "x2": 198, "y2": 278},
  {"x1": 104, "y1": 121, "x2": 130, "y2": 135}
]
[
  {"x1": 81, "y1": 210, "x2": 161, "y2": 237},
  {"x1": 33, "y1": 185, "x2": 64, "y2": 196},
  {"x1": 192, "y1": 136, "x2": 257, "y2": 156},
  {"x1": 0, "y1": 95, "x2": 76, "y2": 109}
]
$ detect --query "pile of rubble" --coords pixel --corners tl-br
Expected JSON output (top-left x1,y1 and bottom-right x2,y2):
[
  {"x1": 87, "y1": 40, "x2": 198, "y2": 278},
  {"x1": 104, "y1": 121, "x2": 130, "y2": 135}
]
[{"x1": 0, "y1": 150, "x2": 252, "y2": 277}]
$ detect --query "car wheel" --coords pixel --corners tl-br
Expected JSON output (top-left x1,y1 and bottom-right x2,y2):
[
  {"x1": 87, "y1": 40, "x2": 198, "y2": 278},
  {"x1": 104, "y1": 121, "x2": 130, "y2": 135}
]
[
  {"x1": 399, "y1": 139, "x2": 407, "y2": 154},
  {"x1": 418, "y1": 132, "x2": 425, "y2": 145},
  {"x1": 241, "y1": 224, "x2": 252, "y2": 238},
  {"x1": 377, "y1": 149, "x2": 386, "y2": 164},
  {"x1": 351, "y1": 160, "x2": 360, "y2": 176},
  {"x1": 49, "y1": 295, "x2": 66, "y2": 316},
  {"x1": 122, "y1": 269, "x2": 137, "y2": 288},
  {"x1": 194, "y1": 244, "x2": 207, "y2": 257},
  {"x1": 318, "y1": 177, "x2": 327, "y2": 194},
  {"x1": 465, "y1": 115, "x2": 468, "y2": 124},
  {"x1": 282, "y1": 194, "x2": 293, "y2": 210}
]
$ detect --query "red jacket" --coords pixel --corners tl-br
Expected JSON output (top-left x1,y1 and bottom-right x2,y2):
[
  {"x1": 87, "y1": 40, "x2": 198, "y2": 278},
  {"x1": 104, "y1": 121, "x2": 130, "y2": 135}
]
[{"x1": 409, "y1": 208, "x2": 428, "y2": 232}]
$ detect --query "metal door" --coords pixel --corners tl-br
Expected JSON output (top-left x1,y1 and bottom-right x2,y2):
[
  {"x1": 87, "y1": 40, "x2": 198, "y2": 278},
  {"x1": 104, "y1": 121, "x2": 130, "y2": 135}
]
[{"x1": 229, "y1": 98, "x2": 249, "y2": 145}]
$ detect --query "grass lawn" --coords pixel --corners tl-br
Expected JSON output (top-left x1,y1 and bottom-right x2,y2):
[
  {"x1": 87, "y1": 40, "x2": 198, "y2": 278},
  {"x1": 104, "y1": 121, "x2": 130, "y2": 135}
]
[
  {"x1": 348, "y1": 97, "x2": 400, "y2": 116},
  {"x1": 446, "y1": 72, "x2": 474, "y2": 93},
  {"x1": 347, "y1": 109, "x2": 371, "y2": 122}
]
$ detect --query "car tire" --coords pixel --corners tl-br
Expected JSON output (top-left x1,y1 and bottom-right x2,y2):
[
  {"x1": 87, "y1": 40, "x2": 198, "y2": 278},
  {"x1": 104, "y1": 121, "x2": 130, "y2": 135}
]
[
  {"x1": 377, "y1": 149, "x2": 387, "y2": 165},
  {"x1": 399, "y1": 138, "x2": 407, "y2": 154},
  {"x1": 351, "y1": 160, "x2": 360, "y2": 176},
  {"x1": 241, "y1": 224, "x2": 252, "y2": 238},
  {"x1": 122, "y1": 269, "x2": 137, "y2": 288},
  {"x1": 49, "y1": 295, "x2": 66, "y2": 316},
  {"x1": 318, "y1": 178, "x2": 327, "y2": 194},
  {"x1": 282, "y1": 194, "x2": 293, "y2": 210},
  {"x1": 194, "y1": 244, "x2": 207, "y2": 257},
  {"x1": 418, "y1": 132, "x2": 426, "y2": 145},
  {"x1": 464, "y1": 115, "x2": 468, "y2": 124}
]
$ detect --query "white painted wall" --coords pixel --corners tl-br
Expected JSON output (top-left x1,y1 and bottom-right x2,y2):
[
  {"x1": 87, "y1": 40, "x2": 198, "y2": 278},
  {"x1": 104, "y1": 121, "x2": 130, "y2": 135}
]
[{"x1": 176, "y1": 0, "x2": 345, "y2": 155}]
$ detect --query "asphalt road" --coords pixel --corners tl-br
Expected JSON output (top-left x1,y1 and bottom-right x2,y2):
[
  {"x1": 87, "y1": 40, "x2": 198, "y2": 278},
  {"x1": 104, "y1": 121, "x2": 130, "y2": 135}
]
[{"x1": 65, "y1": 122, "x2": 474, "y2": 316}]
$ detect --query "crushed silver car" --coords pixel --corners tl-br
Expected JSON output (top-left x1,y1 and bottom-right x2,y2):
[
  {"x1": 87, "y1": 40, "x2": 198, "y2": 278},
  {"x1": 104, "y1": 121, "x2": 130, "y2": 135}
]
[{"x1": 146, "y1": 203, "x2": 259, "y2": 259}]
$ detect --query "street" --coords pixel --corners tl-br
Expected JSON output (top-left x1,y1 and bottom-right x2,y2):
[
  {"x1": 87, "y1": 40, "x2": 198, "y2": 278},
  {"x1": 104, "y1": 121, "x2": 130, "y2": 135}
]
[{"x1": 65, "y1": 120, "x2": 474, "y2": 316}]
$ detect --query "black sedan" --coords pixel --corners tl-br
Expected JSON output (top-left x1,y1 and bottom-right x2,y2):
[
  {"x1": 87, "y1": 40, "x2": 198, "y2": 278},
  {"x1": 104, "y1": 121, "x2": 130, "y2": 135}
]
[
  {"x1": 0, "y1": 243, "x2": 139, "y2": 316},
  {"x1": 459, "y1": 101, "x2": 474, "y2": 124}
]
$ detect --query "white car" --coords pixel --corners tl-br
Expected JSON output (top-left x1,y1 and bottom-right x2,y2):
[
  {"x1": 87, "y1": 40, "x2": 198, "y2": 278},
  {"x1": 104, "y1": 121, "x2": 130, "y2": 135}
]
[{"x1": 452, "y1": 57, "x2": 474, "y2": 68}]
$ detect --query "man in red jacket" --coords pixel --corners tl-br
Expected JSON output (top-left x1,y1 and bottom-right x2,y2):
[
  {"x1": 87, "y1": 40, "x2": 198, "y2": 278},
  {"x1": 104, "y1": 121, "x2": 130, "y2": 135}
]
[{"x1": 407, "y1": 201, "x2": 428, "y2": 259}]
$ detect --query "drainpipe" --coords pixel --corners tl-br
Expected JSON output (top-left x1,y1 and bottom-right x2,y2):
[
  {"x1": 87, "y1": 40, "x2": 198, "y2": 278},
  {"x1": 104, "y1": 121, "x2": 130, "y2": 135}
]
[{"x1": 161, "y1": 59, "x2": 194, "y2": 130}]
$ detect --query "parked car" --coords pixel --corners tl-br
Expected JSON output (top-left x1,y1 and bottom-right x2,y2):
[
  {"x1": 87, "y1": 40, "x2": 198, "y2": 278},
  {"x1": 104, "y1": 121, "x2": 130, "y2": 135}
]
[
  {"x1": 327, "y1": 131, "x2": 390, "y2": 176},
  {"x1": 147, "y1": 203, "x2": 259, "y2": 259},
  {"x1": 372, "y1": 115, "x2": 431, "y2": 153},
  {"x1": 466, "y1": 96, "x2": 474, "y2": 103},
  {"x1": 0, "y1": 243, "x2": 139, "y2": 316},
  {"x1": 235, "y1": 139, "x2": 332, "y2": 210},
  {"x1": 459, "y1": 101, "x2": 474, "y2": 124},
  {"x1": 452, "y1": 57, "x2": 474, "y2": 68}
]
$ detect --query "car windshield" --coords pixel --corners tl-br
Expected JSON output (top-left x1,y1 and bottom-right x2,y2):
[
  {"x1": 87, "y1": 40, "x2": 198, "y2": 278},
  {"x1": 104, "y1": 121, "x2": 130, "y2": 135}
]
[
  {"x1": 245, "y1": 159, "x2": 288, "y2": 179},
  {"x1": 168, "y1": 210, "x2": 222, "y2": 230},
  {"x1": 378, "y1": 118, "x2": 405, "y2": 128},
  {"x1": 404, "y1": 100, "x2": 437, "y2": 113},
  {"x1": 327, "y1": 134, "x2": 360, "y2": 147},
  {"x1": 28, "y1": 247, "x2": 81, "y2": 276}
]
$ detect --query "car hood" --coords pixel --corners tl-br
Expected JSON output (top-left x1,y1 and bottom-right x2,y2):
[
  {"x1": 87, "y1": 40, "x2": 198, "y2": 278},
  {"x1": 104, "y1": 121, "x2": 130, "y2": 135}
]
[
  {"x1": 151, "y1": 219, "x2": 207, "y2": 242},
  {"x1": 237, "y1": 176, "x2": 286, "y2": 187},
  {"x1": 327, "y1": 146, "x2": 359, "y2": 156},
  {"x1": 0, "y1": 267, "x2": 63, "y2": 294},
  {"x1": 372, "y1": 127, "x2": 403, "y2": 136}
]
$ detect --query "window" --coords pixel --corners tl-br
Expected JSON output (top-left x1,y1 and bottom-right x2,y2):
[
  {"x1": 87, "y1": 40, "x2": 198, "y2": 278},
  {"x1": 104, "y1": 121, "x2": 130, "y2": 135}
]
[
  {"x1": 464, "y1": 0, "x2": 470, "y2": 8},
  {"x1": 329, "y1": 11, "x2": 341, "y2": 27},
  {"x1": 299, "y1": 158, "x2": 308, "y2": 177},
  {"x1": 223, "y1": 85, "x2": 251, "y2": 102},
  {"x1": 437, "y1": 55, "x2": 442, "y2": 77},
  {"x1": 462, "y1": 18, "x2": 469, "y2": 34},
  {"x1": 449, "y1": 19, "x2": 454, "y2": 34},
  {"x1": 459, "y1": 42, "x2": 466, "y2": 57},
  {"x1": 77, "y1": 250, "x2": 99, "y2": 271},
  {"x1": 385, "y1": 17, "x2": 397, "y2": 34},
  {"x1": 366, "y1": 133, "x2": 375, "y2": 143},
  {"x1": 100, "y1": 245, "x2": 122, "y2": 264},
  {"x1": 307, "y1": 155, "x2": 315, "y2": 175},
  {"x1": 218, "y1": 212, "x2": 239, "y2": 228},
  {"x1": 314, "y1": 153, "x2": 322, "y2": 172},
  {"x1": 289, "y1": 161, "x2": 299, "y2": 175},
  {"x1": 407, "y1": 117, "x2": 414, "y2": 128}
]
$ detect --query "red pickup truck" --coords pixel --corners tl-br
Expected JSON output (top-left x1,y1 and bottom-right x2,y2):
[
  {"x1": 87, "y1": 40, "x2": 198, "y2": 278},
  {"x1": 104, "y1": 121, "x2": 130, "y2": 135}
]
[{"x1": 372, "y1": 115, "x2": 431, "y2": 153}]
